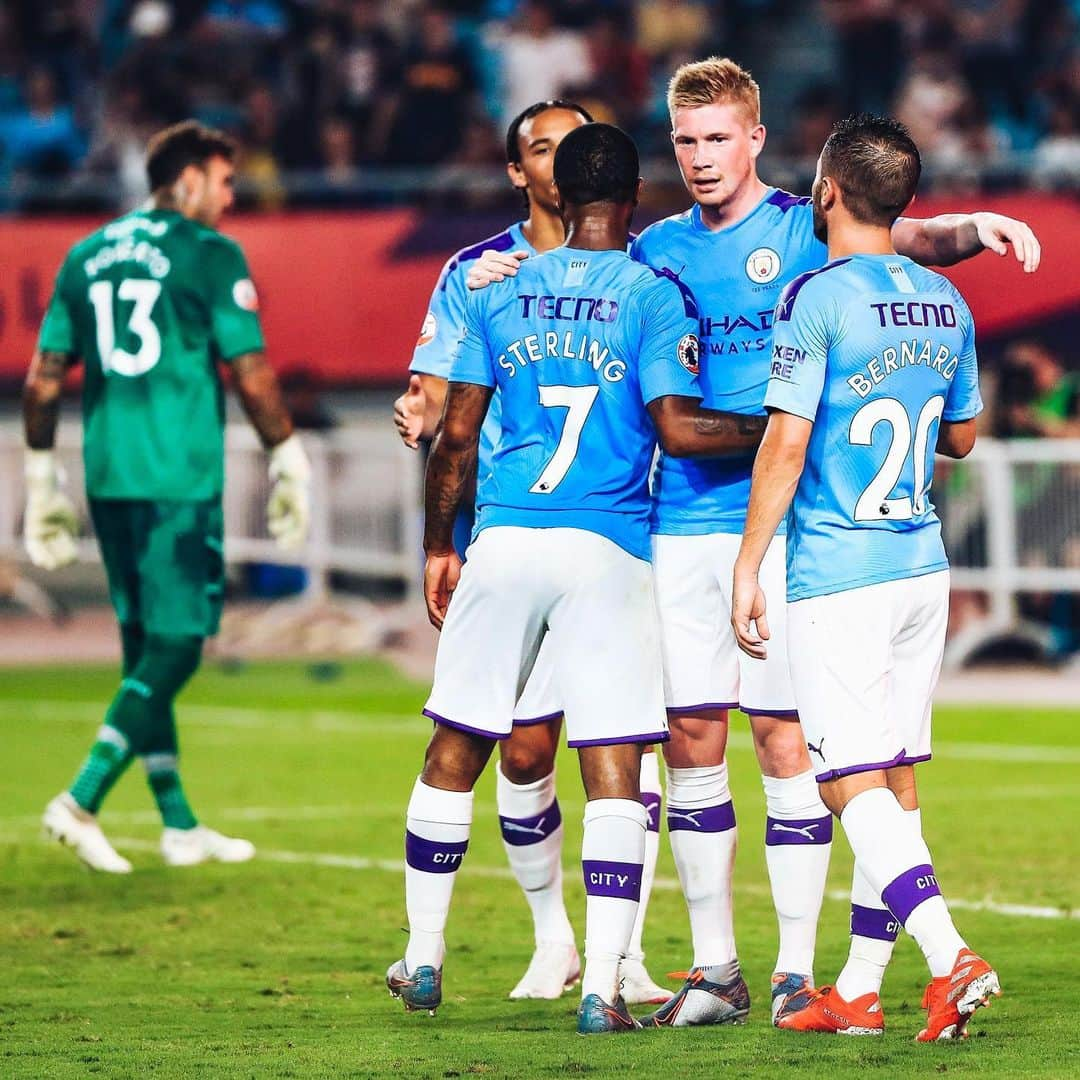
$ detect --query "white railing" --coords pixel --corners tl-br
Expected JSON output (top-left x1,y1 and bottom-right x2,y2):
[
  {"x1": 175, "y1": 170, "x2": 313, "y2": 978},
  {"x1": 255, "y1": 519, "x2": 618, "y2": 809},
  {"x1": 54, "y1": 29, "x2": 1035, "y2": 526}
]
[{"x1": 0, "y1": 422, "x2": 425, "y2": 602}]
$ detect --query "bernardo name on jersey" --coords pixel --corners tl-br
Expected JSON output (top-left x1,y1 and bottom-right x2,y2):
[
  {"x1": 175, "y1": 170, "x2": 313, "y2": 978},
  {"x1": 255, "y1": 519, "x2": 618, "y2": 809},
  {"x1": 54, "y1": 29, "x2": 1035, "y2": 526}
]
[{"x1": 764, "y1": 254, "x2": 982, "y2": 602}]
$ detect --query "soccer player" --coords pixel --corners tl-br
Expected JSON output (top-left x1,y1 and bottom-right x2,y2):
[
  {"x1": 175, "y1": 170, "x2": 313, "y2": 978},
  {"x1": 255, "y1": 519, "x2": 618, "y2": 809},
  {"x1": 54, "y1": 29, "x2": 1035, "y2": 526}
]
[
  {"x1": 393, "y1": 100, "x2": 669, "y2": 1004},
  {"x1": 386, "y1": 122, "x2": 768, "y2": 1034},
  {"x1": 732, "y1": 114, "x2": 998, "y2": 1041},
  {"x1": 25, "y1": 121, "x2": 311, "y2": 873},
  {"x1": 470, "y1": 57, "x2": 1039, "y2": 1027}
]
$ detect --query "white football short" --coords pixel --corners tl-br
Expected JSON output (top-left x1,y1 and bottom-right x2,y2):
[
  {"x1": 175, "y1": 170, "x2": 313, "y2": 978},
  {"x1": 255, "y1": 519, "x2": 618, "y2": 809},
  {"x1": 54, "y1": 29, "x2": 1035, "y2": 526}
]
[
  {"x1": 787, "y1": 570, "x2": 949, "y2": 782},
  {"x1": 425, "y1": 526, "x2": 668, "y2": 747},
  {"x1": 512, "y1": 634, "x2": 561, "y2": 725},
  {"x1": 651, "y1": 531, "x2": 796, "y2": 716}
]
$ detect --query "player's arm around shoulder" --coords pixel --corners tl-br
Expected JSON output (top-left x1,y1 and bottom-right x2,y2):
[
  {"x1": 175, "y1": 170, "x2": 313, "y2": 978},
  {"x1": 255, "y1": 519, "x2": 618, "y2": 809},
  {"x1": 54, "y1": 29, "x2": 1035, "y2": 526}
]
[{"x1": 891, "y1": 211, "x2": 1041, "y2": 272}]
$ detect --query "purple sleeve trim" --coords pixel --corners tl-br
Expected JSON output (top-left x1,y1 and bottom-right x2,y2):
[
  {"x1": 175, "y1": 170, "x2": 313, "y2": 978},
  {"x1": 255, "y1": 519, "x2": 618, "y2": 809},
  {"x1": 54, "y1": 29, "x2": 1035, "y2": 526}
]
[
  {"x1": 666, "y1": 702, "x2": 737, "y2": 716},
  {"x1": 739, "y1": 705, "x2": 799, "y2": 719},
  {"x1": 567, "y1": 730, "x2": 670, "y2": 748},
  {"x1": 422, "y1": 708, "x2": 509, "y2": 742},
  {"x1": 814, "y1": 749, "x2": 907, "y2": 784},
  {"x1": 511, "y1": 711, "x2": 564, "y2": 727}
]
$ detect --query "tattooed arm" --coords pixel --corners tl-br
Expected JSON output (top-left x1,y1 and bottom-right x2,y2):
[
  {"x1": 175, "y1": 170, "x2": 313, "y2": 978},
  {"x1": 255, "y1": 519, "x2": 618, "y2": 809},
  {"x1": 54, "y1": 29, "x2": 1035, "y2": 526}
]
[
  {"x1": 23, "y1": 350, "x2": 75, "y2": 450},
  {"x1": 648, "y1": 395, "x2": 767, "y2": 459}
]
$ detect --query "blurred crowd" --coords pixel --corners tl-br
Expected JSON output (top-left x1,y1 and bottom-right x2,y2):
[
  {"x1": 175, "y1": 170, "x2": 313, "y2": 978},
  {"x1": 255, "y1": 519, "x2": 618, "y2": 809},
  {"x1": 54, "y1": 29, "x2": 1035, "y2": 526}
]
[{"x1": 0, "y1": 0, "x2": 1076, "y2": 211}]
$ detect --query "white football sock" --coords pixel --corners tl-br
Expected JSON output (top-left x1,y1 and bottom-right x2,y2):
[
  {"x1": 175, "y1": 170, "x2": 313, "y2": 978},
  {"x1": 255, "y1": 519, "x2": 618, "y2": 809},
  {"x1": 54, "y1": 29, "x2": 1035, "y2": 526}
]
[
  {"x1": 580, "y1": 798, "x2": 648, "y2": 1003},
  {"x1": 666, "y1": 763, "x2": 738, "y2": 968},
  {"x1": 836, "y1": 807, "x2": 920, "y2": 1001},
  {"x1": 496, "y1": 764, "x2": 575, "y2": 947},
  {"x1": 840, "y1": 789, "x2": 966, "y2": 979},
  {"x1": 403, "y1": 777, "x2": 473, "y2": 971},
  {"x1": 762, "y1": 769, "x2": 832, "y2": 979},
  {"x1": 627, "y1": 751, "x2": 661, "y2": 959}
]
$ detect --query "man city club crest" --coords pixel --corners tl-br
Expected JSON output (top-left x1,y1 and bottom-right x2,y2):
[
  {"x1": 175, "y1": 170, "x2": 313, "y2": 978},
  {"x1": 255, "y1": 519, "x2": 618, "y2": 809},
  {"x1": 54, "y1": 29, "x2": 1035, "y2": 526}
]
[
  {"x1": 677, "y1": 333, "x2": 700, "y2": 375},
  {"x1": 745, "y1": 247, "x2": 781, "y2": 284}
]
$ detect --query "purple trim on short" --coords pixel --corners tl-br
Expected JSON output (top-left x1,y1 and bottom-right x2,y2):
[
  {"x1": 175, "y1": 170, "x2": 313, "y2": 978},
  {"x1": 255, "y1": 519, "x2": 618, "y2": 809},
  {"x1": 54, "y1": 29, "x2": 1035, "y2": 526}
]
[
  {"x1": 739, "y1": 705, "x2": 800, "y2": 719},
  {"x1": 405, "y1": 830, "x2": 468, "y2": 874},
  {"x1": 499, "y1": 800, "x2": 562, "y2": 847},
  {"x1": 582, "y1": 859, "x2": 643, "y2": 901},
  {"x1": 641, "y1": 792, "x2": 661, "y2": 833},
  {"x1": 423, "y1": 708, "x2": 509, "y2": 741},
  {"x1": 567, "y1": 730, "x2": 669, "y2": 748},
  {"x1": 882, "y1": 863, "x2": 941, "y2": 925},
  {"x1": 900, "y1": 753, "x2": 932, "y2": 766},
  {"x1": 667, "y1": 800, "x2": 736, "y2": 833},
  {"x1": 850, "y1": 903, "x2": 901, "y2": 942},
  {"x1": 666, "y1": 702, "x2": 737, "y2": 715},
  {"x1": 511, "y1": 711, "x2": 564, "y2": 728},
  {"x1": 765, "y1": 813, "x2": 833, "y2": 846},
  {"x1": 814, "y1": 749, "x2": 907, "y2": 784}
]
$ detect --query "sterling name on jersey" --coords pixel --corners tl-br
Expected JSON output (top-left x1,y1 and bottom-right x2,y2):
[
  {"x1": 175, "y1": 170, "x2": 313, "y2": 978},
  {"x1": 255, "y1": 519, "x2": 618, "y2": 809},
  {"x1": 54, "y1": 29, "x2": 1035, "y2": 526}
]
[
  {"x1": 449, "y1": 246, "x2": 702, "y2": 562},
  {"x1": 764, "y1": 254, "x2": 982, "y2": 601},
  {"x1": 38, "y1": 208, "x2": 264, "y2": 501},
  {"x1": 632, "y1": 189, "x2": 827, "y2": 534}
]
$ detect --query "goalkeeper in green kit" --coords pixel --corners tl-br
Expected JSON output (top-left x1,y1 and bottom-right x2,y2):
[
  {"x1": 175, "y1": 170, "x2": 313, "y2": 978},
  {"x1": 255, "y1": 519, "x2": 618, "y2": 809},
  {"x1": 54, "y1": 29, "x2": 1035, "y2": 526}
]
[{"x1": 23, "y1": 121, "x2": 311, "y2": 872}]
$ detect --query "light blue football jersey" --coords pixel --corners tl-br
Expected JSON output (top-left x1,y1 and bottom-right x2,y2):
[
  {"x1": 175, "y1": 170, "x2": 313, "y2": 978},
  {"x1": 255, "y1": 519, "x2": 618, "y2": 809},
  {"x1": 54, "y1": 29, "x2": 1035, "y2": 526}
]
[
  {"x1": 450, "y1": 245, "x2": 703, "y2": 562},
  {"x1": 631, "y1": 189, "x2": 828, "y2": 534},
  {"x1": 764, "y1": 254, "x2": 982, "y2": 601}
]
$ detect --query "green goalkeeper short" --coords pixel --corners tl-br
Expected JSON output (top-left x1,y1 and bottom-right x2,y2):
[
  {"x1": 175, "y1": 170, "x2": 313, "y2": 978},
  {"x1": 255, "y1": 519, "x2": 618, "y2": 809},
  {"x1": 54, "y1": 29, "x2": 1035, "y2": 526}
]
[{"x1": 89, "y1": 498, "x2": 225, "y2": 638}]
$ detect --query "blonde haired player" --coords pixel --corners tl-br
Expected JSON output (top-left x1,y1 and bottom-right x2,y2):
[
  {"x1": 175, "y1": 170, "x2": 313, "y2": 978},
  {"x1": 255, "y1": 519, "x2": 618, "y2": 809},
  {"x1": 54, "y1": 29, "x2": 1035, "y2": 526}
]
[{"x1": 470, "y1": 57, "x2": 1039, "y2": 1027}]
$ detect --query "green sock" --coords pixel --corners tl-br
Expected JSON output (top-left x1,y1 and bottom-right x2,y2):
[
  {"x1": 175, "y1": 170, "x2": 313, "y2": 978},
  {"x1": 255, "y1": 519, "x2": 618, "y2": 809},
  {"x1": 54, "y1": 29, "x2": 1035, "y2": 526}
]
[
  {"x1": 142, "y1": 751, "x2": 198, "y2": 831},
  {"x1": 69, "y1": 725, "x2": 132, "y2": 813}
]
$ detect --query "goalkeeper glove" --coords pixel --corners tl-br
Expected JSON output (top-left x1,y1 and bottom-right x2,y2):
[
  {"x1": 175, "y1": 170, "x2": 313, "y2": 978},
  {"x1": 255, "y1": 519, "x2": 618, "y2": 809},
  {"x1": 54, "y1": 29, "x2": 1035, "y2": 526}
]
[
  {"x1": 267, "y1": 433, "x2": 311, "y2": 552},
  {"x1": 23, "y1": 449, "x2": 79, "y2": 570}
]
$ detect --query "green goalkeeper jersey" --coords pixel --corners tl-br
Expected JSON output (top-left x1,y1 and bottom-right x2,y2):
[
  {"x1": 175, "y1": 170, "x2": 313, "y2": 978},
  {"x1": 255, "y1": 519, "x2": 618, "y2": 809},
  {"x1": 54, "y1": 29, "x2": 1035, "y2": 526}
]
[{"x1": 38, "y1": 207, "x2": 265, "y2": 500}]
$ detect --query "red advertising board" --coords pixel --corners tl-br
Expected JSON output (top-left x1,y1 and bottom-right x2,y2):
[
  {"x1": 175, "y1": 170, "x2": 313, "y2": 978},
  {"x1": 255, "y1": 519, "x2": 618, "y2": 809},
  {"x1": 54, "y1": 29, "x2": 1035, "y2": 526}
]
[{"x1": 0, "y1": 195, "x2": 1076, "y2": 384}]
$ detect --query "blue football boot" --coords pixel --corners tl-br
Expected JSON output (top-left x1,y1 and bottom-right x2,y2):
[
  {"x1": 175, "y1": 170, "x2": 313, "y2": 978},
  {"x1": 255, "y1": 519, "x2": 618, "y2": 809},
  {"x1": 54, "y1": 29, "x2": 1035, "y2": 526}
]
[
  {"x1": 641, "y1": 965, "x2": 750, "y2": 1027},
  {"x1": 386, "y1": 959, "x2": 442, "y2": 1015},
  {"x1": 576, "y1": 992, "x2": 640, "y2": 1034},
  {"x1": 771, "y1": 971, "x2": 816, "y2": 1024}
]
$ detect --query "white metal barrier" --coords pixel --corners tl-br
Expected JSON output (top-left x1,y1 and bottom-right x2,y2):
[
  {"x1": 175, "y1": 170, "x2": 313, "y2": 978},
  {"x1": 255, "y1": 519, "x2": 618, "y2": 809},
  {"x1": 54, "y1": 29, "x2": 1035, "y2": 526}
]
[{"x1": 0, "y1": 422, "x2": 425, "y2": 601}]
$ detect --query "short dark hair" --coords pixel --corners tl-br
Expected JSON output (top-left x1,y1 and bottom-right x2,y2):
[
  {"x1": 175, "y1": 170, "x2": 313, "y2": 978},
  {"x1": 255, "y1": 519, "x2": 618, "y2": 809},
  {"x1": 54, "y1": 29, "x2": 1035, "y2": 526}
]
[
  {"x1": 145, "y1": 120, "x2": 237, "y2": 191},
  {"x1": 820, "y1": 114, "x2": 921, "y2": 227},
  {"x1": 553, "y1": 122, "x2": 639, "y2": 207},
  {"x1": 505, "y1": 99, "x2": 593, "y2": 164}
]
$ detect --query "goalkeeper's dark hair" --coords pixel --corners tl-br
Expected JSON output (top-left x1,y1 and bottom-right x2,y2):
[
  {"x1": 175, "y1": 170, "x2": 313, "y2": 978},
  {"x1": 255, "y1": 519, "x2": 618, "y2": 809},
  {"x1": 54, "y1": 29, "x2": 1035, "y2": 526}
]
[
  {"x1": 553, "y1": 122, "x2": 640, "y2": 208},
  {"x1": 146, "y1": 120, "x2": 238, "y2": 191},
  {"x1": 820, "y1": 114, "x2": 921, "y2": 228},
  {"x1": 505, "y1": 99, "x2": 593, "y2": 164}
]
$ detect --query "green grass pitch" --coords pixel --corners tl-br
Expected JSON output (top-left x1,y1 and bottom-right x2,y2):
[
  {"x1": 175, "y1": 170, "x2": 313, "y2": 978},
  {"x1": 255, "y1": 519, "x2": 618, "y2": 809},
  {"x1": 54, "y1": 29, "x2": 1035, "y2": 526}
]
[{"x1": 1, "y1": 658, "x2": 1077, "y2": 1078}]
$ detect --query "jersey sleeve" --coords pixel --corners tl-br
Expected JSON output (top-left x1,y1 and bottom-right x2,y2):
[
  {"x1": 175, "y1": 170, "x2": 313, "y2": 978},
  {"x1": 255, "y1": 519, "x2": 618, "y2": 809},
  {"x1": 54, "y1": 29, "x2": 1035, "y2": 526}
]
[
  {"x1": 636, "y1": 276, "x2": 704, "y2": 405},
  {"x1": 410, "y1": 256, "x2": 468, "y2": 379},
  {"x1": 448, "y1": 290, "x2": 495, "y2": 388},
  {"x1": 943, "y1": 297, "x2": 982, "y2": 422},
  {"x1": 762, "y1": 278, "x2": 834, "y2": 422},
  {"x1": 205, "y1": 238, "x2": 265, "y2": 362},
  {"x1": 37, "y1": 256, "x2": 78, "y2": 356}
]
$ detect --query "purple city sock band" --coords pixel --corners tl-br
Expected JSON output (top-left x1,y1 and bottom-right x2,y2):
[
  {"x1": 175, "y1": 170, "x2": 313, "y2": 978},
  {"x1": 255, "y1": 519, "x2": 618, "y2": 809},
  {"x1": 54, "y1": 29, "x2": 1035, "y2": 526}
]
[
  {"x1": 641, "y1": 792, "x2": 661, "y2": 833},
  {"x1": 765, "y1": 813, "x2": 833, "y2": 847},
  {"x1": 582, "y1": 859, "x2": 643, "y2": 901},
  {"x1": 850, "y1": 903, "x2": 901, "y2": 942},
  {"x1": 499, "y1": 799, "x2": 562, "y2": 847},
  {"x1": 881, "y1": 863, "x2": 942, "y2": 925},
  {"x1": 405, "y1": 830, "x2": 468, "y2": 874},
  {"x1": 666, "y1": 800, "x2": 736, "y2": 833}
]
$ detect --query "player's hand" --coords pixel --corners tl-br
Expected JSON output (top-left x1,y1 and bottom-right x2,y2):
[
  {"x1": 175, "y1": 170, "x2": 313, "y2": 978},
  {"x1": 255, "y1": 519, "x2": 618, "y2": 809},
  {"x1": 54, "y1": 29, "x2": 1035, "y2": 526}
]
[
  {"x1": 23, "y1": 449, "x2": 79, "y2": 570},
  {"x1": 731, "y1": 569, "x2": 769, "y2": 660},
  {"x1": 394, "y1": 375, "x2": 426, "y2": 450},
  {"x1": 972, "y1": 212, "x2": 1041, "y2": 273},
  {"x1": 465, "y1": 249, "x2": 529, "y2": 290},
  {"x1": 424, "y1": 550, "x2": 462, "y2": 630},
  {"x1": 267, "y1": 433, "x2": 311, "y2": 552}
]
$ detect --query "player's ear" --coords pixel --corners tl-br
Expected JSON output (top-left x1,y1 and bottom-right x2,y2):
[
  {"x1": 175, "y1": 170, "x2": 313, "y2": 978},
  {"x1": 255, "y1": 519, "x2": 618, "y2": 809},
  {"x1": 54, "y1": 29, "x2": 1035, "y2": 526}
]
[
  {"x1": 506, "y1": 161, "x2": 527, "y2": 191},
  {"x1": 749, "y1": 123, "x2": 766, "y2": 160},
  {"x1": 819, "y1": 175, "x2": 838, "y2": 212},
  {"x1": 634, "y1": 177, "x2": 644, "y2": 206}
]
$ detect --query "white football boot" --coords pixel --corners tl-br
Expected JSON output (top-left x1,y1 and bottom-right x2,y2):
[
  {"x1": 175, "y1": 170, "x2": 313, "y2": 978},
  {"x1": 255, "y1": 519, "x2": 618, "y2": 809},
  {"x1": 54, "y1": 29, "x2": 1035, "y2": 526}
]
[
  {"x1": 42, "y1": 792, "x2": 132, "y2": 874},
  {"x1": 161, "y1": 824, "x2": 256, "y2": 866},
  {"x1": 508, "y1": 942, "x2": 581, "y2": 1000},
  {"x1": 619, "y1": 954, "x2": 674, "y2": 1005}
]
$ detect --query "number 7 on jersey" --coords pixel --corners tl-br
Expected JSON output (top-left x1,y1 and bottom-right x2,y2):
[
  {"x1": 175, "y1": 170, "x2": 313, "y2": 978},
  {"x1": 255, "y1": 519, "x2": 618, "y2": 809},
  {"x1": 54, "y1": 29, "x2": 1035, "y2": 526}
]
[{"x1": 529, "y1": 384, "x2": 599, "y2": 494}]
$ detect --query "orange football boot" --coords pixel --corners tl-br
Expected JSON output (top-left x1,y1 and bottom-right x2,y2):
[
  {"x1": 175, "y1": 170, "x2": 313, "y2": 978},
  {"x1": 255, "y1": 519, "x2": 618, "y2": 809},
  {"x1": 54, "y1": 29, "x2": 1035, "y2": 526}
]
[
  {"x1": 775, "y1": 985, "x2": 884, "y2": 1036},
  {"x1": 917, "y1": 949, "x2": 1001, "y2": 1042}
]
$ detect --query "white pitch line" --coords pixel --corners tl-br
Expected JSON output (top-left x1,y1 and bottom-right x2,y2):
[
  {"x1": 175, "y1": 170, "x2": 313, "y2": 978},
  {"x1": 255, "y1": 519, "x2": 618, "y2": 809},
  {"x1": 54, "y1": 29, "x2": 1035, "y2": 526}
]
[{"x1": 6, "y1": 699, "x2": 1080, "y2": 764}]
